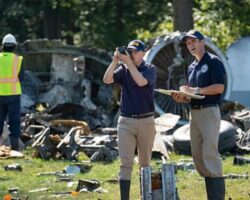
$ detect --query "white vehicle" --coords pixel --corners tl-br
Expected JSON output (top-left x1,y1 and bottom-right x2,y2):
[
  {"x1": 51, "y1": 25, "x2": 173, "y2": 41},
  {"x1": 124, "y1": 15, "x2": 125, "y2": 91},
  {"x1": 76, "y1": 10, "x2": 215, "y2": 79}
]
[{"x1": 226, "y1": 37, "x2": 250, "y2": 107}]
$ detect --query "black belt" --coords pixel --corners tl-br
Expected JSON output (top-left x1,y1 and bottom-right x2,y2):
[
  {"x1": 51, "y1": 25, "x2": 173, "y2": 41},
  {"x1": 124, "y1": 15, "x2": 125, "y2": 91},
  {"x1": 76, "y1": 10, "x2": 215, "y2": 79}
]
[
  {"x1": 120, "y1": 112, "x2": 154, "y2": 119},
  {"x1": 191, "y1": 104, "x2": 218, "y2": 110}
]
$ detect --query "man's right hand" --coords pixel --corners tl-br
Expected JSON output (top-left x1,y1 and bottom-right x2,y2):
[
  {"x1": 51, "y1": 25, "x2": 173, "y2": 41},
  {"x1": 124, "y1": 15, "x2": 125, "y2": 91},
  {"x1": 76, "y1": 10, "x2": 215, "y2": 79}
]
[
  {"x1": 113, "y1": 48, "x2": 119, "y2": 63},
  {"x1": 103, "y1": 48, "x2": 120, "y2": 84},
  {"x1": 118, "y1": 51, "x2": 132, "y2": 67}
]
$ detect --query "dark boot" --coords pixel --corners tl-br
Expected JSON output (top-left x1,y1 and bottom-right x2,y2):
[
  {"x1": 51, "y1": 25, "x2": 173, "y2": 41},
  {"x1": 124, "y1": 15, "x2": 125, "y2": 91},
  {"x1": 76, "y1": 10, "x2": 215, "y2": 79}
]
[
  {"x1": 205, "y1": 177, "x2": 225, "y2": 200},
  {"x1": 120, "y1": 179, "x2": 131, "y2": 200},
  {"x1": 10, "y1": 136, "x2": 19, "y2": 151}
]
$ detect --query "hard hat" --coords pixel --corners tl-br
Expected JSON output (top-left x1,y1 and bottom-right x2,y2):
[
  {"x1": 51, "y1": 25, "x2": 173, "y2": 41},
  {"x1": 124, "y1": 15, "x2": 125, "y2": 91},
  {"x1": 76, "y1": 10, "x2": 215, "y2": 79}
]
[{"x1": 2, "y1": 34, "x2": 17, "y2": 45}]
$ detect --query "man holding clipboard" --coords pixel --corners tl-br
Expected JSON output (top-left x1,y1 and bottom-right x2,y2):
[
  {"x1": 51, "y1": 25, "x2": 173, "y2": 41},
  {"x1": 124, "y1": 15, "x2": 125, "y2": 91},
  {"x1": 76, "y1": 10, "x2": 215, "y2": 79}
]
[{"x1": 171, "y1": 30, "x2": 226, "y2": 200}]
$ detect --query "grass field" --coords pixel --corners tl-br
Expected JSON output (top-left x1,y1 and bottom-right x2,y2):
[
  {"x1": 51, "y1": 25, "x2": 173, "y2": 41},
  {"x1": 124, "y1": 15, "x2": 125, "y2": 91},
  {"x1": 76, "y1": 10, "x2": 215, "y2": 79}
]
[{"x1": 0, "y1": 148, "x2": 249, "y2": 200}]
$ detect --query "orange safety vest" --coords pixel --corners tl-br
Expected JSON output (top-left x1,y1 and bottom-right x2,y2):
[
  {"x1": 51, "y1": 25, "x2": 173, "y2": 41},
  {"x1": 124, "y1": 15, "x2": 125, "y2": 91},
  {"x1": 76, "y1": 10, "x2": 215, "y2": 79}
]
[{"x1": 0, "y1": 52, "x2": 22, "y2": 95}]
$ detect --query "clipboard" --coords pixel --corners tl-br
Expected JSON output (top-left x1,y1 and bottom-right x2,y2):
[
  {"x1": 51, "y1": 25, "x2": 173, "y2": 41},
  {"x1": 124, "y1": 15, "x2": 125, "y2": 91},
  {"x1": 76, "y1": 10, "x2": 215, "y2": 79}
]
[{"x1": 154, "y1": 88, "x2": 205, "y2": 100}]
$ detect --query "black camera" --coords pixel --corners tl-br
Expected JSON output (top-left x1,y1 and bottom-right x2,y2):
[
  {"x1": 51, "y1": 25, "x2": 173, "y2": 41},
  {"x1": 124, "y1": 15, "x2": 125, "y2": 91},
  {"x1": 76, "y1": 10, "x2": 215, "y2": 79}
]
[{"x1": 118, "y1": 46, "x2": 127, "y2": 55}]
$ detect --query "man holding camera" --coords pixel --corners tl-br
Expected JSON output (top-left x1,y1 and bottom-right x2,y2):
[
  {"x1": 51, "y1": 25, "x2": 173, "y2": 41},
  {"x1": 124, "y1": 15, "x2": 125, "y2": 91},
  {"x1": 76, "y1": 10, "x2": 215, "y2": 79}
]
[{"x1": 103, "y1": 40, "x2": 156, "y2": 200}]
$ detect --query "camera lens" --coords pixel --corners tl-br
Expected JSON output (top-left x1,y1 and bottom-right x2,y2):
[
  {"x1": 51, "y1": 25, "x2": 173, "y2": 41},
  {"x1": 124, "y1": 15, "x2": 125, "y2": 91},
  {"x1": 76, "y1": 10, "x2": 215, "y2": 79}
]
[{"x1": 118, "y1": 46, "x2": 127, "y2": 55}]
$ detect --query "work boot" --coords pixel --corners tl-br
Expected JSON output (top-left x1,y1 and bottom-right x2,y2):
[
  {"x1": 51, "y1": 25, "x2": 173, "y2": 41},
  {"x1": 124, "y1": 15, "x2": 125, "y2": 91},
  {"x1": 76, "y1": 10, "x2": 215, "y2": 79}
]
[
  {"x1": 205, "y1": 177, "x2": 225, "y2": 200},
  {"x1": 119, "y1": 179, "x2": 131, "y2": 200},
  {"x1": 10, "y1": 136, "x2": 19, "y2": 151}
]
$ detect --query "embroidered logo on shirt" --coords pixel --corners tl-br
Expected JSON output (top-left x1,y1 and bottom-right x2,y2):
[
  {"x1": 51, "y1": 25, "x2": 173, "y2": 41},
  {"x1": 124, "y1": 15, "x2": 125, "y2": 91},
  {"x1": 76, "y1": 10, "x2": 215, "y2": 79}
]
[{"x1": 201, "y1": 64, "x2": 208, "y2": 73}]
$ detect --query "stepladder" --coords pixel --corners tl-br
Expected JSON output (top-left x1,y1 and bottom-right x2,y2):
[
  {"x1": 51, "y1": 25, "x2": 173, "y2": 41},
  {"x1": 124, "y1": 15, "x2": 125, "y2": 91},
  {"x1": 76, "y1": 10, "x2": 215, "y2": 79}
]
[{"x1": 140, "y1": 156, "x2": 177, "y2": 200}]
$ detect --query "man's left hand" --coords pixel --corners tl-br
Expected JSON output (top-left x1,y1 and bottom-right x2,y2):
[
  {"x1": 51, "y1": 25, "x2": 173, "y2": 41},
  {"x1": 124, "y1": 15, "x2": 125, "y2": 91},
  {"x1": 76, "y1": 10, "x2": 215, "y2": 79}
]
[
  {"x1": 180, "y1": 86, "x2": 197, "y2": 95},
  {"x1": 118, "y1": 52, "x2": 132, "y2": 66}
]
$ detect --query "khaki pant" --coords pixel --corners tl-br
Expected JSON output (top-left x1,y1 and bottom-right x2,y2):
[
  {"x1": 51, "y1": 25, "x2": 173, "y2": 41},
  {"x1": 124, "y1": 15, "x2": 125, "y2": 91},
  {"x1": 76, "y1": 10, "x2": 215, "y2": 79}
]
[
  {"x1": 117, "y1": 116, "x2": 156, "y2": 180},
  {"x1": 190, "y1": 107, "x2": 223, "y2": 177}
]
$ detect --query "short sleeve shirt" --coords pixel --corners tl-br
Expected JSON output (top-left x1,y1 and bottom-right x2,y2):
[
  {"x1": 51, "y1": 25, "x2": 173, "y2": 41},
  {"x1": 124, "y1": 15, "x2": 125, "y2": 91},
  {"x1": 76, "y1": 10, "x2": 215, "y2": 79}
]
[
  {"x1": 113, "y1": 60, "x2": 156, "y2": 114},
  {"x1": 188, "y1": 52, "x2": 225, "y2": 106}
]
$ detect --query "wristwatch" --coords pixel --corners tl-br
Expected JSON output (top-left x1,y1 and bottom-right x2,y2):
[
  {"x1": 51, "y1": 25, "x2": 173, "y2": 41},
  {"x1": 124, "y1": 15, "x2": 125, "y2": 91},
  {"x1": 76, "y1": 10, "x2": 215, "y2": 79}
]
[{"x1": 194, "y1": 87, "x2": 200, "y2": 95}]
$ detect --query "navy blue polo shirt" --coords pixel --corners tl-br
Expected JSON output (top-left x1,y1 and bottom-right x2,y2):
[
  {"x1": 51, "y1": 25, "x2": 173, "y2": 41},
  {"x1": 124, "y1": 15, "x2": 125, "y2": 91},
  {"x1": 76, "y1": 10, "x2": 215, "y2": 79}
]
[
  {"x1": 188, "y1": 52, "x2": 225, "y2": 106},
  {"x1": 113, "y1": 60, "x2": 156, "y2": 115}
]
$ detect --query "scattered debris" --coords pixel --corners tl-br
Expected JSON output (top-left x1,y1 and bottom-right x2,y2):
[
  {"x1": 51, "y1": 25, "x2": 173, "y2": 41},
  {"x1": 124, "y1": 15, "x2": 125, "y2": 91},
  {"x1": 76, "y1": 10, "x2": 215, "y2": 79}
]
[
  {"x1": 75, "y1": 179, "x2": 100, "y2": 192},
  {"x1": 231, "y1": 108, "x2": 250, "y2": 131},
  {"x1": 152, "y1": 113, "x2": 181, "y2": 159},
  {"x1": 235, "y1": 128, "x2": 250, "y2": 153},
  {"x1": 233, "y1": 155, "x2": 250, "y2": 165},
  {"x1": 8, "y1": 188, "x2": 19, "y2": 194},
  {"x1": 67, "y1": 163, "x2": 92, "y2": 173},
  {"x1": 172, "y1": 120, "x2": 237, "y2": 155},
  {"x1": 3, "y1": 194, "x2": 22, "y2": 200},
  {"x1": 154, "y1": 113, "x2": 180, "y2": 134},
  {"x1": 0, "y1": 146, "x2": 12, "y2": 157},
  {"x1": 175, "y1": 161, "x2": 195, "y2": 171},
  {"x1": 29, "y1": 188, "x2": 50, "y2": 193},
  {"x1": 224, "y1": 173, "x2": 249, "y2": 179},
  {"x1": 4, "y1": 163, "x2": 22, "y2": 172},
  {"x1": 103, "y1": 178, "x2": 119, "y2": 184},
  {"x1": 64, "y1": 165, "x2": 81, "y2": 175},
  {"x1": 37, "y1": 171, "x2": 74, "y2": 179},
  {"x1": 58, "y1": 176, "x2": 74, "y2": 182}
]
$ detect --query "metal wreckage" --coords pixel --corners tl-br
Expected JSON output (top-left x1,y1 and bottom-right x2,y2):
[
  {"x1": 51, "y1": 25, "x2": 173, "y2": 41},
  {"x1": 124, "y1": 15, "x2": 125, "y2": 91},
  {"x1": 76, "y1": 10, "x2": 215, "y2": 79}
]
[{"x1": 0, "y1": 33, "x2": 250, "y2": 199}]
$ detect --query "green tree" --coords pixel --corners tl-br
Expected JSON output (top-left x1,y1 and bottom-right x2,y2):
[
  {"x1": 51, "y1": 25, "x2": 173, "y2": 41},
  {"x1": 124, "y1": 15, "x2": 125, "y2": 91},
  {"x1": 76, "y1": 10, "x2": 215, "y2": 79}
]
[
  {"x1": 193, "y1": 0, "x2": 250, "y2": 50},
  {"x1": 0, "y1": 0, "x2": 250, "y2": 51},
  {"x1": 137, "y1": 0, "x2": 250, "y2": 51},
  {"x1": 76, "y1": 0, "x2": 171, "y2": 49},
  {"x1": 0, "y1": 0, "x2": 82, "y2": 44},
  {"x1": 0, "y1": 0, "x2": 172, "y2": 48}
]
